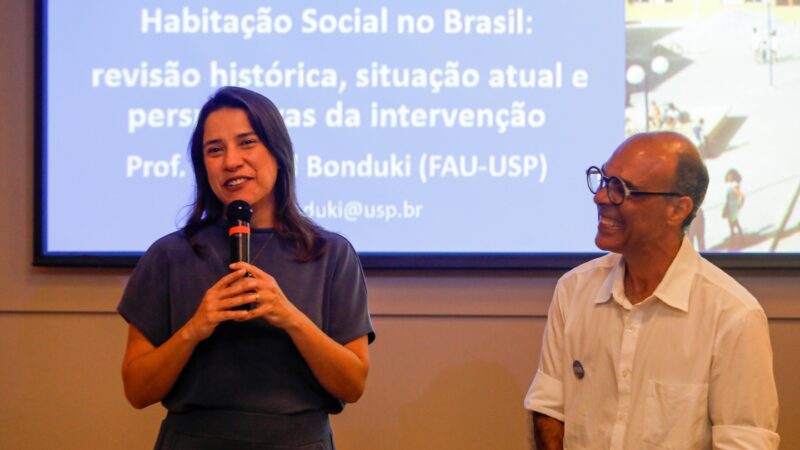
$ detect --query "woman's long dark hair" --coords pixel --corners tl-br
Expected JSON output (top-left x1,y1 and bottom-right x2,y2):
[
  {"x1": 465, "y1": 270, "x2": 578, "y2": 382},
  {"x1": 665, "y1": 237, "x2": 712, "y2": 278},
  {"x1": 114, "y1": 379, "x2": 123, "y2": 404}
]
[{"x1": 183, "y1": 86, "x2": 326, "y2": 261}]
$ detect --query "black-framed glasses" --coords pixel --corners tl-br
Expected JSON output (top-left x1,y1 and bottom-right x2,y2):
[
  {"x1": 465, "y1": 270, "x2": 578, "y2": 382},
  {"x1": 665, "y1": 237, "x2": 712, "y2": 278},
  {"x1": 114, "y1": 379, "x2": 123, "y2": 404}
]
[{"x1": 586, "y1": 166, "x2": 684, "y2": 206}]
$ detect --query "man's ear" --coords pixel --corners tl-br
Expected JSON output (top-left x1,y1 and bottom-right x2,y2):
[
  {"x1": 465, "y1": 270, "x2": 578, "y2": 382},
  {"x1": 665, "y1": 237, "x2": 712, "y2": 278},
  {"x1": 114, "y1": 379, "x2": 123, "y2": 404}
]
[{"x1": 668, "y1": 196, "x2": 694, "y2": 228}]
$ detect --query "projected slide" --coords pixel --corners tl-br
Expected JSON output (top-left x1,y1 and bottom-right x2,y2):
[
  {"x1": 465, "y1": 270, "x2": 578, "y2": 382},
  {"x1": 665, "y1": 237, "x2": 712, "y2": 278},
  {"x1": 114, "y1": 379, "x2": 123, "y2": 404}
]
[
  {"x1": 40, "y1": 1, "x2": 800, "y2": 262},
  {"x1": 44, "y1": 0, "x2": 621, "y2": 255}
]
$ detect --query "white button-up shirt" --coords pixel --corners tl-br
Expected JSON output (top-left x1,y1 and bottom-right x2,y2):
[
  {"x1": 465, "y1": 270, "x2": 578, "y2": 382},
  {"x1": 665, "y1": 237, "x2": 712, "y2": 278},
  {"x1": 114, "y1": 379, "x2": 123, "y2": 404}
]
[{"x1": 525, "y1": 238, "x2": 779, "y2": 449}]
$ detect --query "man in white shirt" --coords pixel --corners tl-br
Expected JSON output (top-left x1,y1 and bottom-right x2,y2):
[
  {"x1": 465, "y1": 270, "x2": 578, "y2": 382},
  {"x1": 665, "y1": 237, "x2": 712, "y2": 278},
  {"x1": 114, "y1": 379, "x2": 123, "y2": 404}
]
[{"x1": 524, "y1": 132, "x2": 779, "y2": 449}]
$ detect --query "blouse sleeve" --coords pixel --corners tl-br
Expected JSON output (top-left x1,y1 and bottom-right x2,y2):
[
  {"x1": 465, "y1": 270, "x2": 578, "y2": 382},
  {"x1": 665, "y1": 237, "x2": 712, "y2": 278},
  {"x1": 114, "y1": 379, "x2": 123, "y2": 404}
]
[
  {"x1": 116, "y1": 237, "x2": 173, "y2": 347},
  {"x1": 324, "y1": 236, "x2": 375, "y2": 345}
]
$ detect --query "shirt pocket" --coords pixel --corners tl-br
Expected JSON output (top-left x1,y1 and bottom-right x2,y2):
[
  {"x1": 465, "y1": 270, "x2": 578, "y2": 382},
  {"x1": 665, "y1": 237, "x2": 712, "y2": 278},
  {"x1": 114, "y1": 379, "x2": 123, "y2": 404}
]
[{"x1": 643, "y1": 380, "x2": 709, "y2": 449}]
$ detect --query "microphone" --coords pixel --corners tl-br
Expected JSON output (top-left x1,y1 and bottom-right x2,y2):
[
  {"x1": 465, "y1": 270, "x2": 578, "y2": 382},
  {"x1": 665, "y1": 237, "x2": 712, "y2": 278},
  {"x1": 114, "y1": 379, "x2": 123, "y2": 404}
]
[{"x1": 227, "y1": 200, "x2": 255, "y2": 310}]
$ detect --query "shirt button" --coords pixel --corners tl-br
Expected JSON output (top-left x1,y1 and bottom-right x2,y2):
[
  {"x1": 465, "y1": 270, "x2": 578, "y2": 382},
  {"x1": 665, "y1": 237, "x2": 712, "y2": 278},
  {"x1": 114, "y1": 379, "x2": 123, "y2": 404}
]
[
  {"x1": 618, "y1": 413, "x2": 625, "y2": 421},
  {"x1": 622, "y1": 369, "x2": 631, "y2": 378}
]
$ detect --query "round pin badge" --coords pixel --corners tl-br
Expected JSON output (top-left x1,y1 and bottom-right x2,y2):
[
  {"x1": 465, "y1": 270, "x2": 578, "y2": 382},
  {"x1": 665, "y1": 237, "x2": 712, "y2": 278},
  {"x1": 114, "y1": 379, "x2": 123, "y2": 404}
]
[{"x1": 572, "y1": 360, "x2": 585, "y2": 379}]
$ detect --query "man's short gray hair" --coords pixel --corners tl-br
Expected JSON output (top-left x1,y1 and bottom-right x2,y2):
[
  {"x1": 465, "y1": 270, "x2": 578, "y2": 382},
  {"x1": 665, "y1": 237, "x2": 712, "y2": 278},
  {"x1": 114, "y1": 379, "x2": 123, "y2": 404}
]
[{"x1": 673, "y1": 148, "x2": 709, "y2": 231}]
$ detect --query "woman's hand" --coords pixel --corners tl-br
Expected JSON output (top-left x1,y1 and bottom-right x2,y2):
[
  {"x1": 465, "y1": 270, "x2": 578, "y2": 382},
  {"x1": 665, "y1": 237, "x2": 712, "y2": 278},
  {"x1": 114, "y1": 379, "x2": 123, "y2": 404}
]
[
  {"x1": 228, "y1": 261, "x2": 301, "y2": 329},
  {"x1": 183, "y1": 268, "x2": 256, "y2": 342}
]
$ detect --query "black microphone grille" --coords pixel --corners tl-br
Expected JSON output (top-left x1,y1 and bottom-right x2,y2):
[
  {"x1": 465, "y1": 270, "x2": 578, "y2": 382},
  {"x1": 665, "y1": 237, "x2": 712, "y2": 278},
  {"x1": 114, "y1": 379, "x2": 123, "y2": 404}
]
[{"x1": 226, "y1": 200, "x2": 253, "y2": 222}]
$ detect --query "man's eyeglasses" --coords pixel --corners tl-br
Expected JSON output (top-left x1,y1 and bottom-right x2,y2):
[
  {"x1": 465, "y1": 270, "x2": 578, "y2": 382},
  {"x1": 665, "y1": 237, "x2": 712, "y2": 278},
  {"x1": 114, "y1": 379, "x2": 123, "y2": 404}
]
[{"x1": 586, "y1": 166, "x2": 684, "y2": 206}]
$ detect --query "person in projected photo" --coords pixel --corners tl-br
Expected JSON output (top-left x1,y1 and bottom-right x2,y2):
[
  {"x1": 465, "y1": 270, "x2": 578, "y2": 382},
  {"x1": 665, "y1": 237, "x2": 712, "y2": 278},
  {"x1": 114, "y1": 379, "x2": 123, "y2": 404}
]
[
  {"x1": 118, "y1": 86, "x2": 374, "y2": 450},
  {"x1": 524, "y1": 132, "x2": 779, "y2": 449},
  {"x1": 723, "y1": 168, "x2": 745, "y2": 248}
]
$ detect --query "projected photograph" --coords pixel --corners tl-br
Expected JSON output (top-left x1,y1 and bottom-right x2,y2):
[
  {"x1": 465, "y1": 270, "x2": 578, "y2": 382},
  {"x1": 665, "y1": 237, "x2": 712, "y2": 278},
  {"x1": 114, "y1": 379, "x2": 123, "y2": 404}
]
[
  {"x1": 36, "y1": 0, "x2": 800, "y2": 266},
  {"x1": 625, "y1": 0, "x2": 800, "y2": 253}
]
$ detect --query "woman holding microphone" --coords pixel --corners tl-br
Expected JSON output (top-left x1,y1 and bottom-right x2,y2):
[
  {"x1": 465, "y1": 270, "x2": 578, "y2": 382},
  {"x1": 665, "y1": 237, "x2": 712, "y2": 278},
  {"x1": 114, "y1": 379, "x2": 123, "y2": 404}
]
[{"x1": 118, "y1": 86, "x2": 374, "y2": 449}]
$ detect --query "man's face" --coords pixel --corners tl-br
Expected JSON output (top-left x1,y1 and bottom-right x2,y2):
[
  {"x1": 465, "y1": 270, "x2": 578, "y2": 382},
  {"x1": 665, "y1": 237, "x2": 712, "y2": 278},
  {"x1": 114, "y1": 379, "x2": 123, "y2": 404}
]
[{"x1": 593, "y1": 136, "x2": 679, "y2": 257}]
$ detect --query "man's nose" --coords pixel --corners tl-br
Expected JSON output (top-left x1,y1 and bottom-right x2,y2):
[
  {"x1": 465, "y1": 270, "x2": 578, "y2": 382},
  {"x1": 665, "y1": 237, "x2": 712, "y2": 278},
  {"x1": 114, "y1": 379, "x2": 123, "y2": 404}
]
[{"x1": 594, "y1": 185, "x2": 611, "y2": 205}]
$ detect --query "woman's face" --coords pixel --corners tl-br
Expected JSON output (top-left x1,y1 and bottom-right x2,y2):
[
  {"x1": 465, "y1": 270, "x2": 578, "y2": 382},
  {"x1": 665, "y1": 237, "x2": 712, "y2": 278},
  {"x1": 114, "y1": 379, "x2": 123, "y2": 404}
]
[{"x1": 202, "y1": 107, "x2": 279, "y2": 227}]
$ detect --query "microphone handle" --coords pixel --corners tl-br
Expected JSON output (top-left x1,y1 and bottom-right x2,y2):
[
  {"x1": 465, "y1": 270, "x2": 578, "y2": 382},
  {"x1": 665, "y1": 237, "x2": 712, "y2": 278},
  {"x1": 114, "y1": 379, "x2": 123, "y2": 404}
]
[
  {"x1": 230, "y1": 219, "x2": 255, "y2": 310},
  {"x1": 230, "y1": 219, "x2": 251, "y2": 265}
]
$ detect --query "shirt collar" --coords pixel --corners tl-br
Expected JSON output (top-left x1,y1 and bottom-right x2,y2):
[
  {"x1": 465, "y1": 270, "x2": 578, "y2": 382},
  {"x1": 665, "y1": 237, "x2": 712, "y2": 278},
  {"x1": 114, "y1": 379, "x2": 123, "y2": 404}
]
[
  {"x1": 594, "y1": 254, "x2": 621, "y2": 305},
  {"x1": 594, "y1": 237, "x2": 699, "y2": 312}
]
